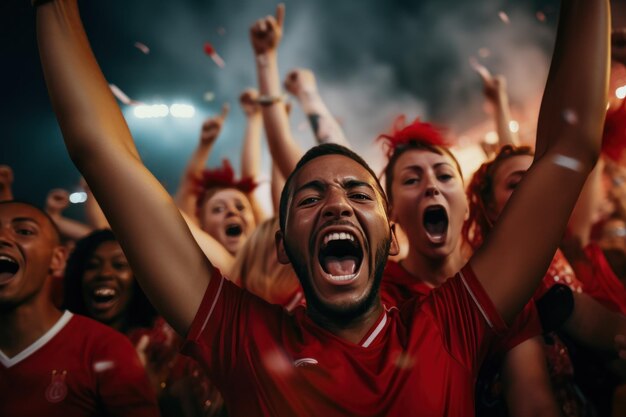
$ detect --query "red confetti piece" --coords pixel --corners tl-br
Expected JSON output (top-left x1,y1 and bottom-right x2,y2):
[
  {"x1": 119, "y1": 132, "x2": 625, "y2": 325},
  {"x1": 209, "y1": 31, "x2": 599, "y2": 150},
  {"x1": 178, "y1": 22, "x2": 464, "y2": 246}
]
[
  {"x1": 203, "y1": 42, "x2": 215, "y2": 56},
  {"x1": 536, "y1": 11, "x2": 546, "y2": 22},
  {"x1": 203, "y1": 42, "x2": 225, "y2": 68}
]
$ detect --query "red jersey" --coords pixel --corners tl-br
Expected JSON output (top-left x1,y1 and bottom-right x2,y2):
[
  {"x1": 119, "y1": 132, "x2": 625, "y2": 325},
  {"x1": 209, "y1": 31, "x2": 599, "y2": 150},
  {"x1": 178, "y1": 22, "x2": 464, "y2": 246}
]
[
  {"x1": 182, "y1": 265, "x2": 506, "y2": 417},
  {"x1": 570, "y1": 243, "x2": 626, "y2": 314},
  {"x1": 535, "y1": 248, "x2": 584, "y2": 297},
  {"x1": 0, "y1": 311, "x2": 159, "y2": 417},
  {"x1": 381, "y1": 260, "x2": 543, "y2": 354}
]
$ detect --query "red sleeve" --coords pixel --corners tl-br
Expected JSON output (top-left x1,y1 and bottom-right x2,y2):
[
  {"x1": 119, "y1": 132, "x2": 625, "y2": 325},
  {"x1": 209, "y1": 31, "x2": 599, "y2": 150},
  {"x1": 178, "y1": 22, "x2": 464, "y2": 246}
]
[
  {"x1": 181, "y1": 274, "x2": 284, "y2": 387},
  {"x1": 577, "y1": 243, "x2": 626, "y2": 314},
  {"x1": 90, "y1": 329, "x2": 160, "y2": 417},
  {"x1": 489, "y1": 300, "x2": 542, "y2": 356},
  {"x1": 426, "y1": 264, "x2": 507, "y2": 372}
]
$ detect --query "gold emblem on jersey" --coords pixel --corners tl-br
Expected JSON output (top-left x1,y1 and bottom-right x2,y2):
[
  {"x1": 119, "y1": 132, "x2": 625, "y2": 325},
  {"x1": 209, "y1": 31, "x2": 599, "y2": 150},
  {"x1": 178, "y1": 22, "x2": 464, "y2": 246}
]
[{"x1": 45, "y1": 369, "x2": 68, "y2": 403}]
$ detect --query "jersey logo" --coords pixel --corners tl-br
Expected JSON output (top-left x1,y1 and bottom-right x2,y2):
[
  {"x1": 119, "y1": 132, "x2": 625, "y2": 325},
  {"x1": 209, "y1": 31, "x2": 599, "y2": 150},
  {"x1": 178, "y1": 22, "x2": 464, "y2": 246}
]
[
  {"x1": 293, "y1": 358, "x2": 318, "y2": 367},
  {"x1": 45, "y1": 369, "x2": 68, "y2": 403}
]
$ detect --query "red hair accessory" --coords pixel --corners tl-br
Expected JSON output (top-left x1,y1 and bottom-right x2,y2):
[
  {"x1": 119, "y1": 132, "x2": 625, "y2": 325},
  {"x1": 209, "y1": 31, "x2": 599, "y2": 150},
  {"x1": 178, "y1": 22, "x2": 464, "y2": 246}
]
[
  {"x1": 196, "y1": 159, "x2": 258, "y2": 196},
  {"x1": 377, "y1": 115, "x2": 448, "y2": 159},
  {"x1": 602, "y1": 100, "x2": 626, "y2": 162}
]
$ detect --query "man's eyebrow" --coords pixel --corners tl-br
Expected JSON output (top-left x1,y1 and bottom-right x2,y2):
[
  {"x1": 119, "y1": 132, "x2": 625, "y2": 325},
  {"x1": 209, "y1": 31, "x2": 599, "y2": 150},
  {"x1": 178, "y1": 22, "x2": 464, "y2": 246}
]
[
  {"x1": 343, "y1": 179, "x2": 376, "y2": 192},
  {"x1": 293, "y1": 180, "x2": 326, "y2": 195},
  {"x1": 12, "y1": 217, "x2": 41, "y2": 225}
]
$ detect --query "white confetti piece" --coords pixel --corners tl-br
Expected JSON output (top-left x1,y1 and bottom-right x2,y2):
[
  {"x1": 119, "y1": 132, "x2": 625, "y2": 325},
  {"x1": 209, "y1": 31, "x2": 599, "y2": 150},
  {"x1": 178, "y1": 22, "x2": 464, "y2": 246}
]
[
  {"x1": 134, "y1": 42, "x2": 150, "y2": 55},
  {"x1": 109, "y1": 84, "x2": 143, "y2": 106},
  {"x1": 498, "y1": 11, "x2": 510, "y2": 24},
  {"x1": 562, "y1": 108, "x2": 579, "y2": 125}
]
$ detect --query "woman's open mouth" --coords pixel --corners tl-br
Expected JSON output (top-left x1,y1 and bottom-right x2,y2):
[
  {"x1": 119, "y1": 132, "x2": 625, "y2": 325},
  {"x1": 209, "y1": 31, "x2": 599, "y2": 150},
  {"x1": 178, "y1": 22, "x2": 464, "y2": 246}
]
[
  {"x1": 317, "y1": 231, "x2": 363, "y2": 284},
  {"x1": 423, "y1": 205, "x2": 448, "y2": 244},
  {"x1": 87, "y1": 286, "x2": 119, "y2": 312},
  {"x1": 225, "y1": 223, "x2": 243, "y2": 238}
]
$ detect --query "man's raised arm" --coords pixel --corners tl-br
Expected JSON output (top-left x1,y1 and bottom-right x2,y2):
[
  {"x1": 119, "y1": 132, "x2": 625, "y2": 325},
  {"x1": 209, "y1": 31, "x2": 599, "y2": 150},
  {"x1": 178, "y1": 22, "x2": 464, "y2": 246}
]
[
  {"x1": 470, "y1": 0, "x2": 610, "y2": 322},
  {"x1": 36, "y1": 0, "x2": 215, "y2": 336}
]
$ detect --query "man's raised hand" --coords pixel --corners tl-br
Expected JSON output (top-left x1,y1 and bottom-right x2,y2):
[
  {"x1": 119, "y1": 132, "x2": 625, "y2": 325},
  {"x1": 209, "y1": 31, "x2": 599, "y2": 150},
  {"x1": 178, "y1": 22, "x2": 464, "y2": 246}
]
[
  {"x1": 250, "y1": 4, "x2": 285, "y2": 56},
  {"x1": 200, "y1": 103, "x2": 230, "y2": 145},
  {"x1": 284, "y1": 68, "x2": 318, "y2": 98},
  {"x1": 239, "y1": 89, "x2": 261, "y2": 117}
]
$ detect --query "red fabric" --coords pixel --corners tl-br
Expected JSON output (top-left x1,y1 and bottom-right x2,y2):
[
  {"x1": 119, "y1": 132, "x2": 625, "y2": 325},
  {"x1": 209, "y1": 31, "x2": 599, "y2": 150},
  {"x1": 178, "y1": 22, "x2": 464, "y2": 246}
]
[
  {"x1": 377, "y1": 115, "x2": 448, "y2": 159},
  {"x1": 182, "y1": 266, "x2": 503, "y2": 417},
  {"x1": 128, "y1": 317, "x2": 224, "y2": 416},
  {"x1": 0, "y1": 313, "x2": 158, "y2": 417},
  {"x1": 533, "y1": 249, "x2": 584, "y2": 298},
  {"x1": 572, "y1": 243, "x2": 626, "y2": 314},
  {"x1": 196, "y1": 160, "x2": 257, "y2": 195},
  {"x1": 601, "y1": 99, "x2": 626, "y2": 162},
  {"x1": 381, "y1": 260, "x2": 542, "y2": 354},
  {"x1": 380, "y1": 260, "x2": 433, "y2": 307}
]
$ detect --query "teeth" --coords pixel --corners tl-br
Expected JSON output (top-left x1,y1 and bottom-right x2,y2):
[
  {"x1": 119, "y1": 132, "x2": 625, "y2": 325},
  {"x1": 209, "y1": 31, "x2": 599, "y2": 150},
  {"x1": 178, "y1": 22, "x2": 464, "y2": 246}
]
[
  {"x1": 328, "y1": 273, "x2": 357, "y2": 282},
  {"x1": 0, "y1": 255, "x2": 17, "y2": 264},
  {"x1": 94, "y1": 288, "x2": 115, "y2": 297},
  {"x1": 323, "y1": 232, "x2": 356, "y2": 245}
]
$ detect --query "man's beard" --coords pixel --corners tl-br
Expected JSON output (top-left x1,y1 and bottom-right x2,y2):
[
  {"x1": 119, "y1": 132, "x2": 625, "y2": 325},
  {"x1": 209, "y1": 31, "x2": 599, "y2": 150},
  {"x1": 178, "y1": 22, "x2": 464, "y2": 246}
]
[{"x1": 285, "y1": 237, "x2": 390, "y2": 326}]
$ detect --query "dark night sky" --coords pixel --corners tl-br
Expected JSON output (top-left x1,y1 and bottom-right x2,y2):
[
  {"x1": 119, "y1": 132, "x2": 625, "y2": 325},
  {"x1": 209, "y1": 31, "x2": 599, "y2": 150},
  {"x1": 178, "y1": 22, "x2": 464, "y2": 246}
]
[{"x1": 1, "y1": 0, "x2": 605, "y2": 219}]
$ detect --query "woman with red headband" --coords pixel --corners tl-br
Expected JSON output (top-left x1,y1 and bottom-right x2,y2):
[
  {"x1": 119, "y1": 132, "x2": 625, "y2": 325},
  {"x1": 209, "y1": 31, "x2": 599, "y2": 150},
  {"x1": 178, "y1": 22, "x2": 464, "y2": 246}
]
[
  {"x1": 175, "y1": 92, "x2": 265, "y2": 270},
  {"x1": 377, "y1": 116, "x2": 562, "y2": 417}
]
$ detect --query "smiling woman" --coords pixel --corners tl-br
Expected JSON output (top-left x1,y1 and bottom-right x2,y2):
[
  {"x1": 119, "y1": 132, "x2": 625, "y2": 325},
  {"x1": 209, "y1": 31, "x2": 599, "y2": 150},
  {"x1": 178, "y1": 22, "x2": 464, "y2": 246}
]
[
  {"x1": 63, "y1": 229, "x2": 156, "y2": 333},
  {"x1": 63, "y1": 229, "x2": 225, "y2": 416}
]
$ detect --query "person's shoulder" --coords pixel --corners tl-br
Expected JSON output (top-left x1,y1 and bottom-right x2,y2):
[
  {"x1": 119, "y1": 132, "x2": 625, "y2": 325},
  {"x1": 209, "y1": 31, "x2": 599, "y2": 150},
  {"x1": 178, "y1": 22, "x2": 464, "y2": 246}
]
[{"x1": 68, "y1": 314, "x2": 131, "y2": 343}]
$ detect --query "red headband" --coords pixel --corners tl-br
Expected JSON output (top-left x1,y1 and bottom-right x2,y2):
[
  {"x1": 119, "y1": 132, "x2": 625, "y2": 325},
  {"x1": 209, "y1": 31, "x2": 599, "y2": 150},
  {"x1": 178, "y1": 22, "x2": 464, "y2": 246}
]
[
  {"x1": 377, "y1": 115, "x2": 448, "y2": 159},
  {"x1": 196, "y1": 159, "x2": 258, "y2": 197}
]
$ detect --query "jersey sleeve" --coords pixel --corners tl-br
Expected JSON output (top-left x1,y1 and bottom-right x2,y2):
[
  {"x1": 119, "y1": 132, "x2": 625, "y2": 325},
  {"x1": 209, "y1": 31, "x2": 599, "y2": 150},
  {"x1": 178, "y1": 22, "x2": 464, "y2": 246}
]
[
  {"x1": 578, "y1": 243, "x2": 626, "y2": 314},
  {"x1": 425, "y1": 264, "x2": 508, "y2": 373},
  {"x1": 489, "y1": 300, "x2": 543, "y2": 356},
  {"x1": 90, "y1": 329, "x2": 160, "y2": 417},
  {"x1": 181, "y1": 274, "x2": 284, "y2": 388}
]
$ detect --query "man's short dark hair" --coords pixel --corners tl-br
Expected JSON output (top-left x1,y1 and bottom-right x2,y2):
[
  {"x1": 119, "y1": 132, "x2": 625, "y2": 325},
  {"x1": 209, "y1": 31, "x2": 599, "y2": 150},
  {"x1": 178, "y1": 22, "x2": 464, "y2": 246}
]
[
  {"x1": 278, "y1": 144, "x2": 387, "y2": 231},
  {"x1": 0, "y1": 200, "x2": 61, "y2": 244}
]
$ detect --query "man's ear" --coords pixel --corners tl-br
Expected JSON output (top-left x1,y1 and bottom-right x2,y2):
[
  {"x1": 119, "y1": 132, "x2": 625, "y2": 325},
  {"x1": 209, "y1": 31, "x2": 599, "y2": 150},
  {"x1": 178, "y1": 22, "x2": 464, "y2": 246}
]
[
  {"x1": 388, "y1": 223, "x2": 400, "y2": 256},
  {"x1": 49, "y1": 245, "x2": 68, "y2": 277},
  {"x1": 275, "y1": 230, "x2": 291, "y2": 265}
]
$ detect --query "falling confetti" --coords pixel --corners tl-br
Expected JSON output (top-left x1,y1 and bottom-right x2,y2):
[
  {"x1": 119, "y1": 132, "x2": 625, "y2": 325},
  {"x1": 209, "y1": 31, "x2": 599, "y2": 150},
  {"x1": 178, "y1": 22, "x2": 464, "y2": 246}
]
[
  {"x1": 498, "y1": 11, "x2": 510, "y2": 24},
  {"x1": 204, "y1": 42, "x2": 226, "y2": 68},
  {"x1": 478, "y1": 48, "x2": 491, "y2": 58},
  {"x1": 469, "y1": 57, "x2": 492, "y2": 81},
  {"x1": 109, "y1": 84, "x2": 143, "y2": 106},
  {"x1": 536, "y1": 11, "x2": 546, "y2": 22},
  {"x1": 134, "y1": 42, "x2": 150, "y2": 55},
  {"x1": 203, "y1": 91, "x2": 215, "y2": 102},
  {"x1": 562, "y1": 108, "x2": 579, "y2": 125},
  {"x1": 217, "y1": 27, "x2": 226, "y2": 36}
]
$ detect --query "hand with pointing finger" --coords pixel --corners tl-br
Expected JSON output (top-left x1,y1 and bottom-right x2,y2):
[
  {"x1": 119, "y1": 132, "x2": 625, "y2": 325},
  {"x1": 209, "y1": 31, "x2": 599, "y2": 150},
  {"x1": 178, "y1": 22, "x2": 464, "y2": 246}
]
[
  {"x1": 200, "y1": 104, "x2": 229, "y2": 146},
  {"x1": 250, "y1": 4, "x2": 285, "y2": 56}
]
